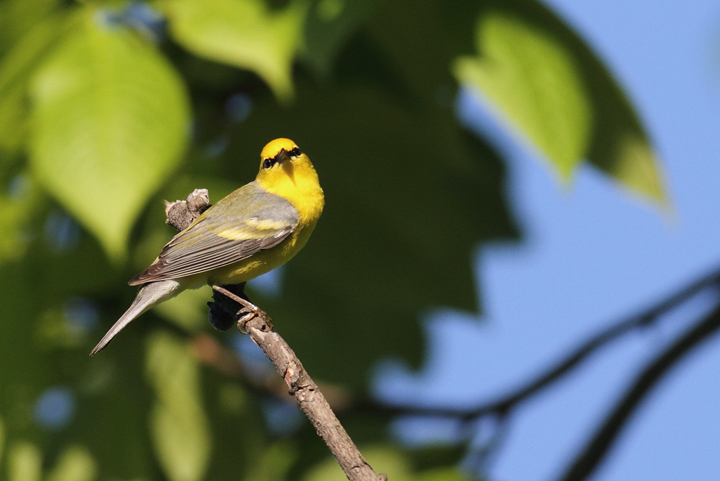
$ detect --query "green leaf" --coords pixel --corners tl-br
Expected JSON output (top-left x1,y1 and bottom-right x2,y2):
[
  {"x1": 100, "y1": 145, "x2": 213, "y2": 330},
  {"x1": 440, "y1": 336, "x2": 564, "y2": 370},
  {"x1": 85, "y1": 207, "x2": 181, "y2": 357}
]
[
  {"x1": 0, "y1": 0, "x2": 61, "y2": 55},
  {"x1": 8, "y1": 442, "x2": 41, "y2": 481},
  {"x1": 146, "y1": 330, "x2": 211, "y2": 481},
  {"x1": 0, "y1": 15, "x2": 69, "y2": 155},
  {"x1": 46, "y1": 445, "x2": 97, "y2": 481},
  {"x1": 414, "y1": 468, "x2": 471, "y2": 481},
  {"x1": 301, "y1": 445, "x2": 469, "y2": 481},
  {"x1": 302, "y1": 0, "x2": 378, "y2": 77},
  {"x1": 242, "y1": 442, "x2": 298, "y2": 481},
  {"x1": 303, "y1": 445, "x2": 412, "y2": 481},
  {"x1": 454, "y1": 0, "x2": 667, "y2": 202},
  {"x1": 0, "y1": 415, "x2": 5, "y2": 471},
  {"x1": 0, "y1": 175, "x2": 42, "y2": 263},
  {"x1": 154, "y1": 285, "x2": 212, "y2": 332},
  {"x1": 454, "y1": 11, "x2": 591, "y2": 179},
  {"x1": 220, "y1": 1, "x2": 518, "y2": 386},
  {"x1": 163, "y1": 0, "x2": 307, "y2": 101},
  {"x1": 28, "y1": 11, "x2": 190, "y2": 261}
]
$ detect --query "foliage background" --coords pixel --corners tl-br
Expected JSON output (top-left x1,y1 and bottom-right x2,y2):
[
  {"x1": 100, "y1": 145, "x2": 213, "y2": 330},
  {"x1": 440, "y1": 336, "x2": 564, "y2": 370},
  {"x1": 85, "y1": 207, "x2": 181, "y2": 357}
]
[{"x1": 0, "y1": 0, "x2": 716, "y2": 480}]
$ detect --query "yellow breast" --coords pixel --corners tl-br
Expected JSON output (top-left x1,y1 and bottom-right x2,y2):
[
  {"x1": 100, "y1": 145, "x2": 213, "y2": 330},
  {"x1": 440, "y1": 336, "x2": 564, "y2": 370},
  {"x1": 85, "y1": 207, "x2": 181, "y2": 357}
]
[{"x1": 206, "y1": 218, "x2": 319, "y2": 285}]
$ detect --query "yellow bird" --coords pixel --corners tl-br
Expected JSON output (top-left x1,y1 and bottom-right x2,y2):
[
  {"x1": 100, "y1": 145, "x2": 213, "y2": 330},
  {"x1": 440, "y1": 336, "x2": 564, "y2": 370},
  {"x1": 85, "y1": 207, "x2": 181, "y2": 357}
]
[{"x1": 91, "y1": 138, "x2": 324, "y2": 355}]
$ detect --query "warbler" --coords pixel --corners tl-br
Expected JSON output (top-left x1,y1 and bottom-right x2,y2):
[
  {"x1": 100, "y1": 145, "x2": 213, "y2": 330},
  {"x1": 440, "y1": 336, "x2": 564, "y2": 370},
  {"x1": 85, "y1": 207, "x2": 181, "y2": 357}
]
[{"x1": 91, "y1": 138, "x2": 324, "y2": 355}]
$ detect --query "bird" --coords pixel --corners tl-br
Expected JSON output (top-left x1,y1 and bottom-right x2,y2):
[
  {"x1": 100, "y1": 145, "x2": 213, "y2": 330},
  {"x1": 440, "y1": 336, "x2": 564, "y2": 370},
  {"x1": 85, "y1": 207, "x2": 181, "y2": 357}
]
[{"x1": 90, "y1": 138, "x2": 324, "y2": 355}]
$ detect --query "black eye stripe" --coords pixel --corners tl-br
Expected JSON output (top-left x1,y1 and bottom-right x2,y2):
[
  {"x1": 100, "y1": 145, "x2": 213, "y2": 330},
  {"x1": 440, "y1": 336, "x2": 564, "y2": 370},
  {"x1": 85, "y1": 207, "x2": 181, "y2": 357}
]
[{"x1": 262, "y1": 146, "x2": 301, "y2": 169}]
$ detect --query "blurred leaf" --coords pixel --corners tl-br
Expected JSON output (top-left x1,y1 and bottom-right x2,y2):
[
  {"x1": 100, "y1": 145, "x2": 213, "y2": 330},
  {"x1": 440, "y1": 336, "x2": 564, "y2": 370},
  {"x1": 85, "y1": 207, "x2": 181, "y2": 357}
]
[
  {"x1": 0, "y1": 174, "x2": 42, "y2": 262},
  {"x1": 414, "y1": 468, "x2": 470, "y2": 481},
  {"x1": 163, "y1": 0, "x2": 307, "y2": 101},
  {"x1": 303, "y1": 444, "x2": 412, "y2": 481},
  {"x1": 454, "y1": 11, "x2": 591, "y2": 179},
  {"x1": 155, "y1": 285, "x2": 213, "y2": 332},
  {"x1": 590, "y1": 126, "x2": 666, "y2": 203},
  {"x1": 0, "y1": 0, "x2": 60, "y2": 55},
  {"x1": 46, "y1": 445, "x2": 97, "y2": 481},
  {"x1": 0, "y1": 15, "x2": 69, "y2": 155},
  {"x1": 73, "y1": 342, "x2": 155, "y2": 480},
  {"x1": 242, "y1": 442, "x2": 297, "y2": 481},
  {"x1": 202, "y1": 378, "x2": 269, "y2": 481},
  {"x1": 28, "y1": 11, "x2": 190, "y2": 261},
  {"x1": 221, "y1": 1, "x2": 517, "y2": 385},
  {"x1": 302, "y1": 0, "x2": 378, "y2": 77},
  {"x1": 300, "y1": 441, "x2": 470, "y2": 481},
  {"x1": 301, "y1": 444, "x2": 468, "y2": 481},
  {"x1": 406, "y1": 444, "x2": 467, "y2": 472},
  {"x1": 0, "y1": 415, "x2": 5, "y2": 470},
  {"x1": 0, "y1": 262, "x2": 56, "y2": 440},
  {"x1": 8, "y1": 441, "x2": 41, "y2": 481},
  {"x1": 146, "y1": 331, "x2": 211, "y2": 481},
  {"x1": 454, "y1": 0, "x2": 666, "y2": 202}
]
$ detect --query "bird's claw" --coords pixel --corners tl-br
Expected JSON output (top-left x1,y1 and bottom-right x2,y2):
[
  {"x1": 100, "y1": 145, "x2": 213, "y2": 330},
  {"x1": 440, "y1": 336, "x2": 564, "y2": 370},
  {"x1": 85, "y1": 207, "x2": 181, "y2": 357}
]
[{"x1": 236, "y1": 303, "x2": 273, "y2": 334}]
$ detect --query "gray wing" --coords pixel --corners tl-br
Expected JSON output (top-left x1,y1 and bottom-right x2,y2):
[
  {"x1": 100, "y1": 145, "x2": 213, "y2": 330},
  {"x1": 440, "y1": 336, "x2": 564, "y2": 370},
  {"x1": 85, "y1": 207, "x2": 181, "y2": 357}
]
[{"x1": 130, "y1": 182, "x2": 298, "y2": 285}]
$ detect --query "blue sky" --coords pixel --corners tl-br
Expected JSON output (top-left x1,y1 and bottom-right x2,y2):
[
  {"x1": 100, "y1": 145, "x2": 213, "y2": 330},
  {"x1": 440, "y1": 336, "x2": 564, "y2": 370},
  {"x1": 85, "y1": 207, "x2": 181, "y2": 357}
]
[{"x1": 373, "y1": 1, "x2": 720, "y2": 480}]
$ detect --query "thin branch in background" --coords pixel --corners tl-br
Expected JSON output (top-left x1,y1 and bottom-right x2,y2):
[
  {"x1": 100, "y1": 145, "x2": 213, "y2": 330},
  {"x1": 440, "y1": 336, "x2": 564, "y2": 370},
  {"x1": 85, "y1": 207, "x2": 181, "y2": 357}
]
[
  {"x1": 368, "y1": 265, "x2": 720, "y2": 420},
  {"x1": 557, "y1": 299, "x2": 720, "y2": 481},
  {"x1": 167, "y1": 189, "x2": 720, "y2": 481},
  {"x1": 188, "y1": 332, "x2": 355, "y2": 411}
]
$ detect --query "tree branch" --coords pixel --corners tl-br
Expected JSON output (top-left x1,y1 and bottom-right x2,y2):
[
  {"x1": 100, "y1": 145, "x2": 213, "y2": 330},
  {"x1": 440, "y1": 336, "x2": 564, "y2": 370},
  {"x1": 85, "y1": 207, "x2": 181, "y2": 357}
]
[
  {"x1": 364, "y1": 266, "x2": 720, "y2": 420},
  {"x1": 212, "y1": 286, "x2": 386, "y2": 481},
  {"x1": 165, "y1": 189, "x2": 385, "y2": 481},
  {"x1": 556, "y1": 300, "x2": 720, "y2": 481}
]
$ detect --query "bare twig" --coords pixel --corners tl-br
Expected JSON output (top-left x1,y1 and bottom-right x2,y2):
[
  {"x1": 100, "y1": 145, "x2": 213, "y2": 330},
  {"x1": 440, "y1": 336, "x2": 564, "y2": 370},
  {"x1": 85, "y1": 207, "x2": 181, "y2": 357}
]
[
  {"x1": 163, "y1": 190, "x2": 384, "y2": 481},
  {"x1": 213, "y1": 286, "x2": 386, "y2": 481},
  {"x1": 365, "y1": 266, "x2": 720, "y2": 420},
  {"x1": 557, "y1": 301, "x2": 720, "y2": 481}
]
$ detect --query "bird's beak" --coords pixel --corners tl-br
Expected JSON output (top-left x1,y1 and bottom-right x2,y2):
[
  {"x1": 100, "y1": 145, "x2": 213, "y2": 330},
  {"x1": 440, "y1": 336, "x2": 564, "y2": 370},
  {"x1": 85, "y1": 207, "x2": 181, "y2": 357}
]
[{"x1": 273, "y1": 149, "x2": 288, "y2": 165}]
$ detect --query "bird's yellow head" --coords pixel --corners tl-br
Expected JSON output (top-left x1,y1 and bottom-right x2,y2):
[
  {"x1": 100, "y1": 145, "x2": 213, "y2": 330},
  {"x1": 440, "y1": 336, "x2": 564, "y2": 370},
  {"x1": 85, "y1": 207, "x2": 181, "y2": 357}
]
[{"x1": 255, "y1": 138, "x2": 324, "y2": 223}]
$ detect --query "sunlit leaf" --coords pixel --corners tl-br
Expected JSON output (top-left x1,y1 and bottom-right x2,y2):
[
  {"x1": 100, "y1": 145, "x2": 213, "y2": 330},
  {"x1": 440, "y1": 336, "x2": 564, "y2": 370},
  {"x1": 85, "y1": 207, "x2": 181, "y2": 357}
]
[
  {"x1": 146, "y1": 331, "x2": 211, "y2": 481},
  {"x1": 46, "y1": 445, "x2": 97, "y2": 481},
  {"x1": 28, "y1": 11, "x2": 190, "y2": 260},
  {"x1": 163, "y1": 0, "x2": 306, "y2": 101},
  {"x1": 454, "y1": 11, "x2": 591, "y2": 179},
  {"x1": 8, "y1": 442, "x2": 41, "y2": 481},
  {"x1": 454, "y1": 0, "x2": 666, "y2": 202},
  {"x1": 0, "y1": 15, "x2": 69, "y2": 155}
]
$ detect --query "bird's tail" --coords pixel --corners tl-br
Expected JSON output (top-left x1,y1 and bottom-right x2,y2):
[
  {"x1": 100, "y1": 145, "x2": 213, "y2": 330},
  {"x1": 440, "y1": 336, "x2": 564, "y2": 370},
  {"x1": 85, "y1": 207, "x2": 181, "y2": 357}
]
[{"x1": 90, "y1": 280, "x2": 181, "y2": 356}]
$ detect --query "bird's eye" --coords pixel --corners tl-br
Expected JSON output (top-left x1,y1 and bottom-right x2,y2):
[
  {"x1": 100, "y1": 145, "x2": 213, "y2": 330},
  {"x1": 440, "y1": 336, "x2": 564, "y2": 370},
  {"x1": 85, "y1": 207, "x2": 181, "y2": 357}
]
[
  {"x1": 262, "y1": 158, "x2": 273, "y2": 169},
  {"x1": 290, "y1": 147, "x2": 302, "y2": 157}
]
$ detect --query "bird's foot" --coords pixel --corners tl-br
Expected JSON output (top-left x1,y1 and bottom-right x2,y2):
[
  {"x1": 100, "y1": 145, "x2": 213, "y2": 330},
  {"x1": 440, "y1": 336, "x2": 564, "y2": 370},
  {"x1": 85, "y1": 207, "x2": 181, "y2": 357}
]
[
  {"x1": 208, "y1": 283, "x2": 248, "y2": 331},
  {"x1": 236, "y1": 302, "x2": 273, "y2": 334},
  {"x1": 211, "y1": 285, "x2": 274, "y2": 334}
]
